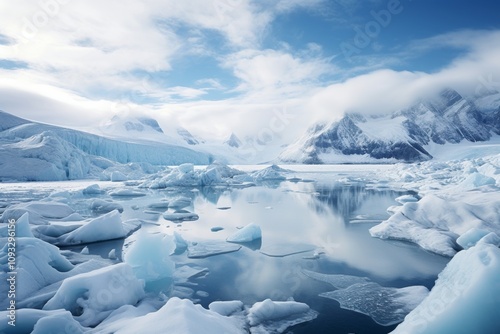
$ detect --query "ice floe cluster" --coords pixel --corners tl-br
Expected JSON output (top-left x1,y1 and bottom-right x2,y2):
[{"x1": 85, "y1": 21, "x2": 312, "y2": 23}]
[
  {"x1": 370, "y1": 154, "x2": 500, "y2": 256},
  {"x1": 0, "y1": 162, "x2": 321, "y2": 333}
]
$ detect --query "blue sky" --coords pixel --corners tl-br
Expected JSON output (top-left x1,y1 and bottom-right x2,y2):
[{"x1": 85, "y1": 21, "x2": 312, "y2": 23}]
[{"x1": 0, "y1": 0, "x2": 499, "y2": 140}]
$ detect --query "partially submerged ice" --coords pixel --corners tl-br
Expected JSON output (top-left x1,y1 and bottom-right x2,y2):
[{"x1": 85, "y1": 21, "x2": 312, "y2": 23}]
[
  {"x1": 370, "y1": 191, "x2": 500, "y2": 256},
  {"x1": 392, "y1": 242, "x2": 500, "y2": 333},
  {"x1": 320, "y1": 283, "x2": 428, "y2": 326}
]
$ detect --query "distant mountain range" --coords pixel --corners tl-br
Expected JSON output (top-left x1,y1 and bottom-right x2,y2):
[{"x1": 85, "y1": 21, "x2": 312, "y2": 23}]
[{"x1": 279, "y1": 89, "x2": 500, "y2": 163}]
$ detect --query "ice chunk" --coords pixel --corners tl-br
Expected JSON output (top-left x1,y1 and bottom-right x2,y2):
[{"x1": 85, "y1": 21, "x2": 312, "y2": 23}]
[
  {"x1": 0, "y1": 201, "x2": 75, "y2": 225},
  {"x1": 393, "y1": 244, "x2": 500, "y2": 334},
  {"x1": 43, "y1": 263, "x2": 145, "y2": 327},
  {"x1": 178, "y1": 163, "x2": 194, "y2": 173},
  {"x1": 32, "y1": 310, "x2": 85, "y2": 334},
  {"x1": 90, "y1": 199, "x2": 124, "y2": 213},
  {"x1": 187, "y1": 241, "x2": 241, "y2": 258},
  {"x1": 395, "y1": 194, "x2": 419, "y2": 204},
  {"x1": 196, "y1": 290, "x2": 209, "y2": 298},
  {"x1": 112, "y1": 297, "x2": 245, "y2": 334},
  {"x1": 56, "y1": 210, "x2": 140, "y2": 245},
  {"x1": 0, "y1": 212, "x2": 33, "y2": 238},
  {"x1": 248, "y1": 299, "x2": 318, "y2": 333},
  {"x1": 0, "y1": 237, "x2": 74, "y2": 308},
  {"x1": 456, "y1": 228, "x2": 491, "y2": 249},
  {"x1": 123, "y1": 231, "x2": 175, "y2": 291},
  {"x1": 227, "y1": 223, "x2": 262, "y2": 243},
  {"x1": 476, "y1": 232, "x2": 500, "y2": 247},
  {"x1": 302, "y1": 269, "x2": 371, "y2": 289},
  {"x1": 251, "y1": 165, "x2": 288, "y2": 181},
  {"x1": 456, "y1": 172, "x2": 496, "y2": 191},
  {"x1": 82, "y1": 184, "x2": 103, "y2": 195},
  {"x1": 173, "y1": 265, "x2": 209, "y2": 283},
  {"x1": 111, "y1": 171, "x2": 128, "y2": 182},
  {"x1": 163, "y1": 210, "x2": 199, "y2": 222},
  {"x1": 370, "y1": 192, "x2": 500, "y2": 256},
  {"x1": 320, "y1": 282, "x2": 428, "y2": 326},
  {"x1": 109, "y1": 189, "x2": 147, "y2": 197},
  {"x1": 173, "y1": 231, "x2": 188, "y2": 254},
  {"x1": 211, "y1": 226, "x2": 224, "y2": 232},
  {"x1": 0, "y1": 309, "x2": 69, "y2": 334},
  {"x1": 80, "y1": 246, "x2": 89, "y2": 254},
  {"x1": 147, "y1": 201, "x2": 170, "y2": 209},
  {"x1": 209, "y1": 301, "x2": 244, "y2": 316},
  {"x1": 108, "y1": 248, "x2": 117, "y2": 259},
  {"x1": 168, "y1": 196, "x2": 192, "y2": 209}
]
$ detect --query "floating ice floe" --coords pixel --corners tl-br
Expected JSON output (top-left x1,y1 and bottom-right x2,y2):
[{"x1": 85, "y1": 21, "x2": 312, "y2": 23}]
[
  {"x1": 248, "y1": 299, "x2": 318, "y2": 333},
  {"x1": 302, "y1": 269, "x2": 428, "y2": 326},
  {"x1": 320, "y1": 283, "x2": 429, "y2": 326},
  {"x1": 82, "y1": 184, "x2": 103, "y2": 195},
  {"x1": 90, "y1": 199, "x2": 124, "y2": 213},
  {"x1": 111, "y1": 171, "x2": 128, "y2": 182},
  {"x1": 0, "y1": 201, "x2": 75, "y2": 225},
  {"x1": 140, "y1": 162, "x2": 244, "y2": 189},
  {"x1": 43, "y1": 263, "x2": 145, "y2": 327},
  {"x1": 168, "y1": 196, "x2": 192, "y2": 209},
  {"x1": 392, "y1": 242, "x2": 500, "y2": 333},
  {"x1": 123, "y1": 231, "x2": 175, "y2": 291},
  {"x1": 227, "y1": 223, "x2": 262, "y2": 243},
  {"x1": 209, "y1": 301, "x2": 244, "y2": 316},
  {"x1": 0, "y1": 309, "x2": 81, "y2": 334},
  {"x1": 109, "y1": 297, "x2": 246, "y2": 334},
  {"x1": 108, "y1": 188, "x2": 147, "y2": 197},
  {"x1": 249, "y1": 164, "x2": 289, "y2": 182},
  {"x1": 49, "y1": 210, "x2": 141, "y2": 246},
  {"x1": 163, "y1": 210, "x2": 199, "y2": 222},
  {"x1": 173, "y1": 265, "x2": 209, "y2": 283},
  {"x1": 370, "y1": 190, "x2": 500, "y2": 256},
  {"x1": 187, "y1": 241, "x2": 242, "y2": 258}
]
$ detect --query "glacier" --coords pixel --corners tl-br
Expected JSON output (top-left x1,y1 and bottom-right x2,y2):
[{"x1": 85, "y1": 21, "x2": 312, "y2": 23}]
[{"x1": 0, "y1": 110, "x2": 211, "y2": 181}]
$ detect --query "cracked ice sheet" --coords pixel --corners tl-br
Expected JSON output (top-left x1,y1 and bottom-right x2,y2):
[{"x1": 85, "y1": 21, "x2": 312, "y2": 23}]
[{"x1": 320, "y1": 282, "x2": 429, "y2": 326}]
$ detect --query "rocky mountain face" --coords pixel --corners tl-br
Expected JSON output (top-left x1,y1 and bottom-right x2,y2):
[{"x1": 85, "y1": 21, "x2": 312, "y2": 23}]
[{"x1": 280, "y1": 89, "x2": 497, "y2": 163}]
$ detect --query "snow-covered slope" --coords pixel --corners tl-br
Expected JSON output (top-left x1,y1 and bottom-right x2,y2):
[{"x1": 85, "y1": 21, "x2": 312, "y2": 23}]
[
  {"x1": 0, "y1": 111, "x2": 211, "y2": 181},
  {"x1": 280, "y1": 89, "x2": 497, "y2": 164}
]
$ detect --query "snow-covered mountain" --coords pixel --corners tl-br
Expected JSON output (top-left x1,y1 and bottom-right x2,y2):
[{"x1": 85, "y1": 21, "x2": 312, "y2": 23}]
[
  {"x1": 280, "y1": 89, "x2": 498, "y2": 163},
  {"x1": 0, "y1": 111, "x2": 211, "y2": 181}
]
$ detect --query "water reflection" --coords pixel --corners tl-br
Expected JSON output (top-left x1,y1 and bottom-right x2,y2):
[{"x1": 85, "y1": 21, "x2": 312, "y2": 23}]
[{"x1": 161, "y1": 179, "x2": 449, "y2": 314}]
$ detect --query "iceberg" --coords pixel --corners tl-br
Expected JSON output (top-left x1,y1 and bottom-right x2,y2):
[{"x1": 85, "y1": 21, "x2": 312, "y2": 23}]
[
  {"x1": 0, "y1": 201, "x2": 75, "y2": 225},
  {"x1": 209, "y1": 301, "x2": 244, "y2": 316},
  {"x1": 90, "y1": 199, "x2": 124, "y2": 213},
  {"x1": 43, "y1": 263, "x2": 145, "y2": 327},
  {"x1": 370, "y1": 191, "x2": 500, "y2": 256},
  {"x1": 123, "y1": 231, "x2": 175, "y2": 291},
  {"x1": 110, "y1": 297, "x2": 246, "y2": 334},
  {"x1": 163, "y1": 210, "x2": 199, "y2": 222},
  {"x1": 227, "y1": 223, "x2": 262, "y2": 243},
  {"x1": 54, "y1": 210, "x2": 140, "y2": 246},
  {"x1": 392, "y1": 243, "x2": 500, "y2": 333},
  {"x1": 0, "y1": 237, "x2": 74, "y2": 308},
  {"x1": 247, "y1": 299, "x2": 318, "y2": 333}
]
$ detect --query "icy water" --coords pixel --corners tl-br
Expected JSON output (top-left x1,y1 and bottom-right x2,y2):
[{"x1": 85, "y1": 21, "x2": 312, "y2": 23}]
[
  {"x1": 162, "y1": 181, "x2": 448, "y2": 333},
  {"x1": 0, "y1": 167, "x2": 450, "y2": 333}
]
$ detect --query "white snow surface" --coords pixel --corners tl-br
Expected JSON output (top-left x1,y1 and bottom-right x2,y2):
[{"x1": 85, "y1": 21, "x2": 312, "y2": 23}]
[
  {"x1": 43, "y1": 263, "x2": 145, "y2": 327},
  {"x1": 392, "y1": 243, "x2": 500, "y2": 334},
  {"x1": 370, "y1": 190, "x2": 500, "y2": 256}
]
